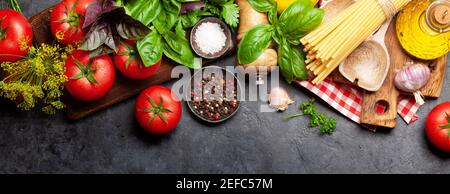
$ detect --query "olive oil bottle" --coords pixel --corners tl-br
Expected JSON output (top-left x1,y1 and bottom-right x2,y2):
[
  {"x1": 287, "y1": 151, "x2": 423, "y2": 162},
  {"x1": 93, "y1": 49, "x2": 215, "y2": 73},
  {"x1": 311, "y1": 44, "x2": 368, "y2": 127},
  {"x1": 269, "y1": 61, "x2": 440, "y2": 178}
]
[{"x1": 396, "y1": 0, "x2": 450, "y2": 60}]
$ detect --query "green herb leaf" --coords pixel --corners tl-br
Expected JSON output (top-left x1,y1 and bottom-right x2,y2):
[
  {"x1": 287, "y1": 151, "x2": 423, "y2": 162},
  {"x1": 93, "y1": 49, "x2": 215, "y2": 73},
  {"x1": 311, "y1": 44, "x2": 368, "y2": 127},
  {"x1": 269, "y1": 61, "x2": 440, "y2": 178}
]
[
  {"x1": 220, "y1": 1, "x2": 240, "y2": 29},
  {"x1": 248, "y1": 0, "x2": 276, "y2": 12},
  {"x1": 162, "y1": 31, "x2": 202, "y2": 69},
  {"x1": 268, "y1": 4, "x2": 278, "y2": 25},
  {"x1": 137, "y1": 30, "x2": 164, "y2": 67},
  {"x1": 320, "y1": 118, "x2": 336, "y2": 134},
  {"x1": 120, "y1": 0, "x2": 162, "y2": 26},
  {"x1": 153, "y1": 9, "x2": 179, "y2": 34},
  {"x1": 286, "y1": 98, "x2": 337, "y2": 135},
  {"x1": 278, "y1": 0, "x2": 323, "y2": 45},
  {"x1": 238, "y1": 24, "x2": 274, "y2": 64},
  {"x1": 278, "y1": 39, "x2": 308, "y2": 83},
  {"x1": 152, "y1": 0, "x2": 181, "y2": 34},
  {"x1": 179, "y1": 9, "x2": 212, "y2": 29}
]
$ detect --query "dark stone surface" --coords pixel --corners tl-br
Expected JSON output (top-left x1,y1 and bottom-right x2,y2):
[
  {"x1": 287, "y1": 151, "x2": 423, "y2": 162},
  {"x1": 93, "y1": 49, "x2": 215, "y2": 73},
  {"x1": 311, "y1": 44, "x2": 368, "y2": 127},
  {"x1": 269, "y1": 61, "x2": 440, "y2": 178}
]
[{"x1": 0, "y1": 0, "x2": 449, "y2": 174}]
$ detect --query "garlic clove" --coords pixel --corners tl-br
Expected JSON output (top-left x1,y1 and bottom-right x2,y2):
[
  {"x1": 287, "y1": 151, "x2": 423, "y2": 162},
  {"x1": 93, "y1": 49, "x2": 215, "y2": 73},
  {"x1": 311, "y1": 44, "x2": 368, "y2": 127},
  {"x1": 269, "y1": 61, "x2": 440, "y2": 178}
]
[
  {"x1": 268, "y1": 87, "x2": 294, "y2": 111},
  {"x1": 394, "y1": 63, "x2": 431, "y2": 105}
]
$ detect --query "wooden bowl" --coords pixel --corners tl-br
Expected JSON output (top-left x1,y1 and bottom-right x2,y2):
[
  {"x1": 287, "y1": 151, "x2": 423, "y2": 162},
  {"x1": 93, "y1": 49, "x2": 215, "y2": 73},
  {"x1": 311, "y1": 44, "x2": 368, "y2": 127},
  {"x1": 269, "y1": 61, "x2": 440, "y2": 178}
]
[{"x1": 190, "y1": 17, "x2": 233, "y2": 59}]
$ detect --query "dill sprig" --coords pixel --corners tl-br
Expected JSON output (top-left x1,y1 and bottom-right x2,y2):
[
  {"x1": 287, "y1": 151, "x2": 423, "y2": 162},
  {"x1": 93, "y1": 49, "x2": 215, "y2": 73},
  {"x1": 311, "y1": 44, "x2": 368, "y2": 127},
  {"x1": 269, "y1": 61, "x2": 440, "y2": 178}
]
[{"x1": 0, "y1": 43, "x2": 74, "y2": 114}]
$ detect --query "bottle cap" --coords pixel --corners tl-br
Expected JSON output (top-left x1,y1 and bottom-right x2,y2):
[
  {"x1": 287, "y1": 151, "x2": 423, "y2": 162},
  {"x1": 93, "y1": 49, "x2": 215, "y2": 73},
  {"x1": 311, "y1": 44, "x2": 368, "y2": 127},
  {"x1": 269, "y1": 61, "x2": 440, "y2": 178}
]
[{"x1": 432, "y1": 4, "x2": 450, "y2": 25}]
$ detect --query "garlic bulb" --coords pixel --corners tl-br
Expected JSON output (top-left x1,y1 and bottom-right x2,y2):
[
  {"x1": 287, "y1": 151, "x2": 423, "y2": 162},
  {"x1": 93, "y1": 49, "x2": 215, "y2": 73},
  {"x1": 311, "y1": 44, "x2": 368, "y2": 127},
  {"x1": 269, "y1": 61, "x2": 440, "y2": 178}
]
[
  {"x1": 394, "y1": 63, "x2": 431, "y2": 105},
  {"x1": 268, "y1": 87, "x2": 294, "y2": 111}
]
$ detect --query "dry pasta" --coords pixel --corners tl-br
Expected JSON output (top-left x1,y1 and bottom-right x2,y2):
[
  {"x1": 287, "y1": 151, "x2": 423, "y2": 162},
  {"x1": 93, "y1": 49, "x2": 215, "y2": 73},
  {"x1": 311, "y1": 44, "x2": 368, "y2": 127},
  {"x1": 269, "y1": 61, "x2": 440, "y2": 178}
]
[{"x1": 301, "y1": 0, "x2": 411, "y2": 84}]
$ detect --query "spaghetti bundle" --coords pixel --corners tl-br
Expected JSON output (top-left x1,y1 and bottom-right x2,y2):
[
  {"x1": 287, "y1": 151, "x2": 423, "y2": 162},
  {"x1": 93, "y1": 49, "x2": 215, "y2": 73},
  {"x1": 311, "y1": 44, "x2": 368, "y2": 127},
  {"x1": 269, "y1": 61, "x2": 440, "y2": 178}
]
[{"x1": 301, "y1": 0, "x2": 411, "y2": 84}]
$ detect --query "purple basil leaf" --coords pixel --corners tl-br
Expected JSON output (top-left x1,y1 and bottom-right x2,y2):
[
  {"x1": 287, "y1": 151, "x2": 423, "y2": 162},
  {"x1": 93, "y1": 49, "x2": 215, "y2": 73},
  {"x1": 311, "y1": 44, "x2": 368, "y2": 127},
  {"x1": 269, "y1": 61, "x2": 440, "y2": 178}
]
[
  {"x1": 80, "y1": 0, "x2": 149, "y2": 54},
  {"x1": 80, "y1": 22, "x2": 109, "y2": 51},
  {"x1": 89, "y1": 46, "x2": 115, "y2": 58},
  {"x1": 104, "y1": 25, "x2": 120, "y2": 52},
  {"x1": 83, "y1": 1, "x2": 102, "y2": 31},
  {"x1": 116, "y1": 15, "x2": 150, "y2": 40},
  {"x1": 83, "y1": 0, "x2": 120, "y2": 31}
]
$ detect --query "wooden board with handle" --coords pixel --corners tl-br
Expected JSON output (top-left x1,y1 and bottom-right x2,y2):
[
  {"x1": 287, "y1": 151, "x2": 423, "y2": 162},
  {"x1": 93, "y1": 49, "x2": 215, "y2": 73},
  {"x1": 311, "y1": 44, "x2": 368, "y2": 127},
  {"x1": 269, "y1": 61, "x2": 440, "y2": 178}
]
[
  {"x1": 360, "y1": 19, "x2": 447, "y2": 128},
  {"x1": 29, "y1": 7, "x2": 226, "y2": 120},
  {"x1": 330, "y1": 50, "x2": 447, "y2": 99},
  {"x1": 331, "y1": 56, "x2": 447, "y2": 98},
  {"x1": 359, "y1": 19, "x2": 401, "y2": 128}
]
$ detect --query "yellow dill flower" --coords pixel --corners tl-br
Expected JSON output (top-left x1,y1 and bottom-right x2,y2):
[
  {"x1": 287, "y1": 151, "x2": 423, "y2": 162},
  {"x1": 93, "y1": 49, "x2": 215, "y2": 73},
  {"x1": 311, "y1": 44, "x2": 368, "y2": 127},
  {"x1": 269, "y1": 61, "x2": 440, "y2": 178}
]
[{"x1": 0, "y1": 43, "x2": 71, "y2": 114}]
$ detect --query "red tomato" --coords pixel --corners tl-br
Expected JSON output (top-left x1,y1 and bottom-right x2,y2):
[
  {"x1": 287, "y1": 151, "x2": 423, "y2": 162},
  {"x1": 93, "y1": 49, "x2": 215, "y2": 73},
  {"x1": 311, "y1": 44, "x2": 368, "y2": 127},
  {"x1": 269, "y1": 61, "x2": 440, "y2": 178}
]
[
  {"x1": 113, "y1": 40, "x2": 161, "y2": 80},
  {"x1": 64, "y1": 50, "x2": 115, "y2": 101},
  {"x1": 50, "y1": 0, "x2": 94, "y2": 45},
  {"x1": 0, "y1": 10, "x2": 33, "y2": 62},
  {"x1": 135, "y1": 86, "x2": 182, "y2": 135},
  {"x1": 425, "y1": 101, "x2": 450, "y2": 152}
]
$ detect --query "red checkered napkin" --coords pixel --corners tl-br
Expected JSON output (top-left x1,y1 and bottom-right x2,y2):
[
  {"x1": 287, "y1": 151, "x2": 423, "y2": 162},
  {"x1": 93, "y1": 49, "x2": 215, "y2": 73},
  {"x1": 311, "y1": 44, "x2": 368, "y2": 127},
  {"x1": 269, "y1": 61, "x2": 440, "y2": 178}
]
[{"x1": 295, "y1": 78, "x2": 421, "y2": 125}]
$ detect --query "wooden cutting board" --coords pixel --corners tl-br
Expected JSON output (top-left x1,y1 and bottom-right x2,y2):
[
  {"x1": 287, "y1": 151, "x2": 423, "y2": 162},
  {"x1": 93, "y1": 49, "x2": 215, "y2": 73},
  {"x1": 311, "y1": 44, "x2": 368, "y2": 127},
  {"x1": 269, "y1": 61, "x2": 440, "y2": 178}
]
[
  {"x1": 29, "y1": 7, "x2": 227, "y2": 120},
  {"x1": 357, "y1": 19, "x2": 446, "y2": 128},
  {"x1": 359, "y1": 19, "x2": 402, "y2": 128}
]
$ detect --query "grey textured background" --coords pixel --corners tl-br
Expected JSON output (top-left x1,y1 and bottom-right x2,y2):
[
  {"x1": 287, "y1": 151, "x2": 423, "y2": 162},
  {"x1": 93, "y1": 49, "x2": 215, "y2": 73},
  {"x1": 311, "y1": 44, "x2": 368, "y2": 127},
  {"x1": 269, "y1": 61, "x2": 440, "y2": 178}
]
[{"x1": 0, "y1": 0, "x2": 449, "y2": 174}]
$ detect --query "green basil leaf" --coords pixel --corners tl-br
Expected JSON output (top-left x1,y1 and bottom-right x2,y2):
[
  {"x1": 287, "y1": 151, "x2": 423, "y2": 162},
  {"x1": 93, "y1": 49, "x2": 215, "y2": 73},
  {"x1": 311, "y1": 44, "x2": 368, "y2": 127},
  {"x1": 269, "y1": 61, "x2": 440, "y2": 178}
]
[
  {"x1": 153, "y1": 10, "x2": 178, "y2": 34},
  {"x1": 272, "y1": 25, "x2": 283, "y2": 45},
  {"x1": 175, "y1": 22, "x2": 186, "y2": 38},
  {"x1": 121, "y1": 0, "x2": 162, "y2": 26},
  {"x1": 238, "y1": 24, "x2": 274, "y2": 64},
  {"x1": 268, "y1": 5, "x2": 278, "y2": 25},
  {"x1": 207, "y1": 0, "x2": 229, "y2": 5},
  {"x1": 248, "y1": 0, "x2": 276, "y2": 13},
  {"x1": 278, "y1": 0, "x2": 323, "y2": 44},
  {"x1": 137, "y1": 30, "x2": 164, "y2": 67},
  {"x1": 162, "y1": 0, "x2": 181, "y2": 15},
  {"x1": 163, "y1": 43, "x2": 202, "y2": 69},
  {"x1": 179, "y1": 9, "x2": 212, "y2": 29},
  {"x1": 152, "y1": 0, "x2": 181, "y2": 34},
  {"x1": 162, "y1": 31, "x2": 202, "y2": 69},
  {"x1": 278, "y1": 39, "x2": 308, "y2": 83}
]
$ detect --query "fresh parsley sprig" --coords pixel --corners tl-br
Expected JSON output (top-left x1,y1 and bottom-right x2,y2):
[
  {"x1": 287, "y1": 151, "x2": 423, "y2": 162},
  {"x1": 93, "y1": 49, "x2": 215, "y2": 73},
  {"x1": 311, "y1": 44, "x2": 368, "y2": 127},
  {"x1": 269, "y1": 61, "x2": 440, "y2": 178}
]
[
  {"x1": 286, "y1": 98, "x2": 337, "y2": 134},
  {"x1": 206, "y1": 0, "x2": 240, "y2": 29}
]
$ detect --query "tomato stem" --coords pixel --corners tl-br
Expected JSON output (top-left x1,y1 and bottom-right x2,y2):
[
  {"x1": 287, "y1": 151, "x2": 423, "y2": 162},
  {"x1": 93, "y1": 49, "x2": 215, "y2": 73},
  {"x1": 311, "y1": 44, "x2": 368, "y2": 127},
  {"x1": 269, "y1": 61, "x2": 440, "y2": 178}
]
[
  {"x1": 439, "y1": 112, "x2": 450, "y2": 131},
  {"x1": 144, "y1": 95, "x2": 173, "y2": 125},
  {"x1": 58, "y1": 0, "x2": 81, "y2": 32},
  {"x1": 70, "y1": 56, "x2": 98, "y2": 84},
  {"x1": 118, "y1": 41, "x2": 139, "y2": 69},
  {"x1": 0, "y1": 16, "x2": 9, "y2": 40}
]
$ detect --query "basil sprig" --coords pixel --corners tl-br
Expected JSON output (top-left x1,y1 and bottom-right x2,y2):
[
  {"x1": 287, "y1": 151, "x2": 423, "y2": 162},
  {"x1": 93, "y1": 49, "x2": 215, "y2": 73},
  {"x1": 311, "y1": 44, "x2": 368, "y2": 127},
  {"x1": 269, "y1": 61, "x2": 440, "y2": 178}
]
[
  {"x1": 118, "y1": 0, "x2": 240, "y2": 69},
  {"x1": 238, "y1": 0, "x2": 323, "y2": 83}
]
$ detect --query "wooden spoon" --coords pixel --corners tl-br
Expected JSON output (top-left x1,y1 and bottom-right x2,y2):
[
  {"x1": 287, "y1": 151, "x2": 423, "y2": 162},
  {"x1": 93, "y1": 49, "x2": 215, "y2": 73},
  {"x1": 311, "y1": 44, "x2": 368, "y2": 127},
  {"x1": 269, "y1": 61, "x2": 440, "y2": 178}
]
[{"x1": 339, "y1": 18, "x2": 392, "y2": 92}]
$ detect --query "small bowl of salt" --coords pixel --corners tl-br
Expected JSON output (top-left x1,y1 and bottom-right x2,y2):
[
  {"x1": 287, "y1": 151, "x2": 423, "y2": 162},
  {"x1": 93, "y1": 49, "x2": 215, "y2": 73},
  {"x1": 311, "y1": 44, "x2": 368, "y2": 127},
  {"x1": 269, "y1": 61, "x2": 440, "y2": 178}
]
[{"x1": 190, "y1": 17, "x2": 232, "y2": 59}]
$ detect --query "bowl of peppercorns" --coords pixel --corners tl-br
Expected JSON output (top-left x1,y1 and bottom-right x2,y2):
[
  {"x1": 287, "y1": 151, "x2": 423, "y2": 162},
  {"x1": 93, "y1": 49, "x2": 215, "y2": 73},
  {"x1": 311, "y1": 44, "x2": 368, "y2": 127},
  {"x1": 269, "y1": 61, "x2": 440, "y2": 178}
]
[{"x1": 186, "y1": 66, "x2": 241, "y2": 123}]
